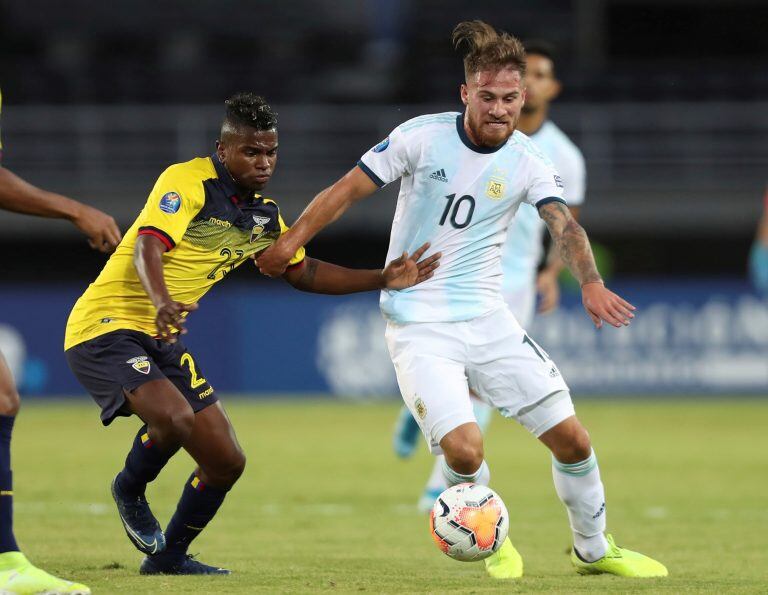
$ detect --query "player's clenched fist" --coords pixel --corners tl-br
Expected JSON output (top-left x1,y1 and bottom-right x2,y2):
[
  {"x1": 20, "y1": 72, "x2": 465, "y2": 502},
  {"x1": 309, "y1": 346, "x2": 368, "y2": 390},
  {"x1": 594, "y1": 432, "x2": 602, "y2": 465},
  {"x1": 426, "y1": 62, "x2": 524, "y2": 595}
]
[
  {"x1": 71, "y1": 202, "x2": 123, "y2": 253},
  {"x1": 382, "y1": 242, "x2": 441, "y2": 290},
  {"x1": 154, "y1": 301, "x2": 198, "y2": 343},
  {"x1": 581, "y1": 281, "x2": 635, "y2": 329},
  {"x1": 256, "y1": 240, "x2": 295, "y2": 277}
]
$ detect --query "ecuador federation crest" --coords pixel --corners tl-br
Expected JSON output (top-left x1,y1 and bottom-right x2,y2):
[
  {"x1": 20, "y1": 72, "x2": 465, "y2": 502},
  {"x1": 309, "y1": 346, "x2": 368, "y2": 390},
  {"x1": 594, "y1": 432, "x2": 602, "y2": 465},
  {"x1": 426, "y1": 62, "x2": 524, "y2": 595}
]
[
  {"x1": 126, "y1": 356, "x2": 151, "y2": 375},
  {"x1": 250, "y1": 215, "x2": 272, "y2": 243}
]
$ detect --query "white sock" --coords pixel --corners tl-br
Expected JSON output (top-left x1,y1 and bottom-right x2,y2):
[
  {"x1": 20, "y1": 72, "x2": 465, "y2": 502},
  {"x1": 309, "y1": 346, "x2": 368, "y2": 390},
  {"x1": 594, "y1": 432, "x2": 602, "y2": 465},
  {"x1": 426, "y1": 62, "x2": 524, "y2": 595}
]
[
  {"x1": 552, "y1": 450, "x2": 609, "y2": 562},
  {"x1": 441, "y1": 458, "x2": 491, "y2": 487},
  {"x1": 425, "y1": 455, "x2": 449, "y2": 494}
]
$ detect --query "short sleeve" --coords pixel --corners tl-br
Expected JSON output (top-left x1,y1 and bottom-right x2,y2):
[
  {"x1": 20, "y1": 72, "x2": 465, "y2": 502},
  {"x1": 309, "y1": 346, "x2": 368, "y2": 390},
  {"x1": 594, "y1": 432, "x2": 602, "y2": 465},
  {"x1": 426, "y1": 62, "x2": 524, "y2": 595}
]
[
  {"x1": 278, "y1": 214, "x2": 306, "y2": 267},
  {"x1": 559, "y1": 147, "x2": 586, "y2": 206},
  {"x1": 136, "y1": 164, "x2": 206, "y2": 250},
  {"x1": 524, "y1": 156, "x2": 567, "y2": 209},
  {"x1": 357, "y1": 125, "x2": 412, "y2": 187}
]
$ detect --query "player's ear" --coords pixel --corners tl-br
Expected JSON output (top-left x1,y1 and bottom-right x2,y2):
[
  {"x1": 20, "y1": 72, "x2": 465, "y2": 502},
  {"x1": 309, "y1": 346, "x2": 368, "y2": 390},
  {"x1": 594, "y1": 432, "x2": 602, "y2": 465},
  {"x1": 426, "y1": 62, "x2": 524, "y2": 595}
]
[
  {"x1": 460, "y1": 84, "x2": 469, "y2": 106},
  {"x1": 549, "y1": 79, "x2": 562, "y2": 101},
  {"x1": 215, "y1": 140, "x2": 225, "y2": 162}
]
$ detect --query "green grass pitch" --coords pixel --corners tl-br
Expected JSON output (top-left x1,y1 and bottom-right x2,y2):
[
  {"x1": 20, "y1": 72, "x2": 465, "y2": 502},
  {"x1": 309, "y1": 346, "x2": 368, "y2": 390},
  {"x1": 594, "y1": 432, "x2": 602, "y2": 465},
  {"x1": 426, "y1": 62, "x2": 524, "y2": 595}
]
[{"x1": 10, "y1": 397, "x2": 768, "y2": 593}]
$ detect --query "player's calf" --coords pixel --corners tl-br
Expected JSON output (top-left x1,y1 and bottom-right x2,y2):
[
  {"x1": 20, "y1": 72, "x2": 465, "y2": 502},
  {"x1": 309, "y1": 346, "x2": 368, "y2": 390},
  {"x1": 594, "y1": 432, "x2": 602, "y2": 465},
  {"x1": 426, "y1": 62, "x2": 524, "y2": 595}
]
[
  {"x1": 0, "y1": 375, "x2": 20, "y2": 417},
  {"x1": 148, "y1": 403, "x2": 242, "y2": 570},
  {"x1": 539, "y1": 411, "x2": 608, "y2": 562}
]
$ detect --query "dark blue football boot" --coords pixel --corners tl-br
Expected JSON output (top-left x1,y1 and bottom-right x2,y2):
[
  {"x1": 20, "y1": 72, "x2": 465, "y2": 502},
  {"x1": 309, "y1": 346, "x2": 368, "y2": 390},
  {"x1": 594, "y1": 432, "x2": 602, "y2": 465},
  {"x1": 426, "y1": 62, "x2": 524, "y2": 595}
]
[
  {"x1": 140, "y1": 553, "x2": 231, "y2": 575},
  {"x1": 110, "y1": 474, "x2": 165, "y2": 555}
]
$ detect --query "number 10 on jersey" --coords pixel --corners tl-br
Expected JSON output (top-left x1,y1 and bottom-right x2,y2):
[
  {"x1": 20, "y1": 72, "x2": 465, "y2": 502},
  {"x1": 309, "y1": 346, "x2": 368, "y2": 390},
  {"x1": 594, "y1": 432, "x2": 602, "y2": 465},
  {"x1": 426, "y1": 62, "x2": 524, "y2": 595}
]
[{"x1": 440, "y1": 194, "x2": 475, "y2": 229}]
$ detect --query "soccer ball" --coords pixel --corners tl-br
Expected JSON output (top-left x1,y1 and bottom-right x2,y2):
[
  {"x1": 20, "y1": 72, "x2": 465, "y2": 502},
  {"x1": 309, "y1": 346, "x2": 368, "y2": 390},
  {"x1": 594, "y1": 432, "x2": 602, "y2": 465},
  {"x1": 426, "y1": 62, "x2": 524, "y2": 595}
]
[{"x1": 429, "y1": 483, "x2": 509, "y2": 561}]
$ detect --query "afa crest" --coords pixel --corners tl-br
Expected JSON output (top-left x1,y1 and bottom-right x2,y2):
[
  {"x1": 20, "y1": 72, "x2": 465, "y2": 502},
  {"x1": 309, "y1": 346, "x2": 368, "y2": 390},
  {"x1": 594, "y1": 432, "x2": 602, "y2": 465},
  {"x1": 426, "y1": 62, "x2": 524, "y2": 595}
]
[
  {"x1": 414, "y1": 397, "x2": 427, "y2": 420},
  {"x1": 486, "y1": 179, "x2": 506, "y2": 200},
  {"x1": 250, "y1": 215, "x2": 272, "y2": 243},
  {"x1": 126, "y1": 356, "x2": 151, "y2": 375},
  {"x1": 485, "y1": 168, "x2": 508, "y2": 200}
]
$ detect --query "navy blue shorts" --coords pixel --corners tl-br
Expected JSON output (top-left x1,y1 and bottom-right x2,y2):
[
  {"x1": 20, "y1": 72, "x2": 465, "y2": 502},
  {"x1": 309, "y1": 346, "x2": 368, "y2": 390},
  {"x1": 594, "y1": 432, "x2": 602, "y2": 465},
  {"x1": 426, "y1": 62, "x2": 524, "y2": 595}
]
[{"x1": 66, "y1": 329, "x2": 218, "y2": 426}]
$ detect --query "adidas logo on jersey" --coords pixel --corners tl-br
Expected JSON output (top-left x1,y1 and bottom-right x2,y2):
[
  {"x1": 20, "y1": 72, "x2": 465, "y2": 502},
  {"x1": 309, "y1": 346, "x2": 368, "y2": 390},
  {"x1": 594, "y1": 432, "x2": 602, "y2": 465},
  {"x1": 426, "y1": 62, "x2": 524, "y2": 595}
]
[{"x1": 429, "y1": 168, "x2": 448, "y2": 183}]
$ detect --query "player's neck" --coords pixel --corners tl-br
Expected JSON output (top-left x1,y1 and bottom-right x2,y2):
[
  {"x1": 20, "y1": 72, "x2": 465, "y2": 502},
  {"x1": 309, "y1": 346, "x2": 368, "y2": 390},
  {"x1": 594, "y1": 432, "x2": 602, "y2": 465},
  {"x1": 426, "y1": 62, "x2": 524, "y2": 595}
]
[{"x1": 518, "y1": 107, "x2": 549, "y2": 136}]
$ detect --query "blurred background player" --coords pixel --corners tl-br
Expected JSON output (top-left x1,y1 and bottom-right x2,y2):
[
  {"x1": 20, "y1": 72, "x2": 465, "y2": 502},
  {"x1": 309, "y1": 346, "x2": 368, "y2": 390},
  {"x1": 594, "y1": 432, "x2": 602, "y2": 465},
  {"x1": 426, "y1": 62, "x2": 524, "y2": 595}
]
[
  {"x1": 257, "y1": 20, "x2": 665, "y2": 580},
  {"x1": 0, "y1": 89, "x2": 120, "y2": 595},
  {"x1": 750, "y1": 187, "x2": 768, "y2": 295},
  {"x1": 392, "y1": 41, "x2": 588, "y2": 513},
  {"x1": 64, "y1": 93, "x2": 439, "y2": 576}
]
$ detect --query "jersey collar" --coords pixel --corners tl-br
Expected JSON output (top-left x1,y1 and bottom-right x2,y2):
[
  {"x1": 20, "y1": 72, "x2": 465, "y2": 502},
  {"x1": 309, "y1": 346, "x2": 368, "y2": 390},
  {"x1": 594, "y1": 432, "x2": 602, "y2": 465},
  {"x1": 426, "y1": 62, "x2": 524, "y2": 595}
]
[
  {"x1": 455, "y1": 112, "x2": 509, "y2": 154},
  {"x1": 211, "y1": 152, "x2": 255, "y2": 202}
]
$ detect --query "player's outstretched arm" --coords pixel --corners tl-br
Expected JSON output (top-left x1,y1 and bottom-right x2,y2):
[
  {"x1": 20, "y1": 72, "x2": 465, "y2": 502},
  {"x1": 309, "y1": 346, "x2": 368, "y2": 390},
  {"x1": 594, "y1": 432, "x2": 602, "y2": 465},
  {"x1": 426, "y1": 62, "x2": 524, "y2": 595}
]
[
  {"x1": 537, "y1": 205, "x2": 581, "y2": 314},
  {"x1": 256, "y1": 166, "x2": 379, "y2": 277},
  {"x1": 0, "y1": 166, "x2": 122, "y2": 252},
  {"x1": 538, "y1": 201, "x2": 635, "y2": 329},
  {"x1": 134, "y1": 235, "x2": 198, "y2": 342},
  {"x1": 281, "y1": 243, "x2": 440, "y2": 295}
]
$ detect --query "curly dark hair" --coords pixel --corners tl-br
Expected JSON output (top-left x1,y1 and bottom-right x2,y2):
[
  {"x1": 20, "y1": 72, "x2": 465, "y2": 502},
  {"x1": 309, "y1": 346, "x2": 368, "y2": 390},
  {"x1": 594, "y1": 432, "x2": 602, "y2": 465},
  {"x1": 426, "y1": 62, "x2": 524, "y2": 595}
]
[{"x1": 223, "y1": 92, "x2": 277, "y2": 131}]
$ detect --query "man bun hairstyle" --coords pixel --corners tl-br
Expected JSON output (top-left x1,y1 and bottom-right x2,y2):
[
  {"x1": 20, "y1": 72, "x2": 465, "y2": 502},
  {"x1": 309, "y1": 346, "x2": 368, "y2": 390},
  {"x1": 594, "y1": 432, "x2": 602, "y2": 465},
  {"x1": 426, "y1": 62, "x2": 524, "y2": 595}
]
[
  {"x1": 452, "y1": 20, "x2": 526, "y2": 79},
  {"x1": 224, "y1": 92, "x2": 277, "y2": 131}
]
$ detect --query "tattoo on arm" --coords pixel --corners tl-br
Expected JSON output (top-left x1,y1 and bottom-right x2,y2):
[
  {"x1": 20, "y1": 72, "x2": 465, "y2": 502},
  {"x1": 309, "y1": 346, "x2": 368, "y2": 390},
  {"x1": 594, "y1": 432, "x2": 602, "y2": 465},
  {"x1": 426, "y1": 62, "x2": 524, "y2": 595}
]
[
  {"x1": 539, "y1": 202, "x2": 602, "y2": 286},
  {"x1": 295, "y1": 258, "x2": 319, "y2": 290}
]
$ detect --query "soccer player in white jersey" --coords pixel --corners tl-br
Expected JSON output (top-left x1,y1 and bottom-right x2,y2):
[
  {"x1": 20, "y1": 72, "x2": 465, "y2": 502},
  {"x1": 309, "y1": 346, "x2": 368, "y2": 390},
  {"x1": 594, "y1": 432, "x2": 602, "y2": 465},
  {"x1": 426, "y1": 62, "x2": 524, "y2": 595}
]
[
  {"x1": 394, "y1": 40, "x2": 589, "y2": 513},
  {"x1": 258, "y1": 20, "x2": 667, "y2": 580}
]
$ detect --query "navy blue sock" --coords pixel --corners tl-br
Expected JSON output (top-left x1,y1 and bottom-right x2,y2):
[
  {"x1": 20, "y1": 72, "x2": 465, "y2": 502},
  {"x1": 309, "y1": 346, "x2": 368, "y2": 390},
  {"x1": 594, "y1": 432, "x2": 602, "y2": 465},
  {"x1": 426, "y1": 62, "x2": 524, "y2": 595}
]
[
  {"x1": 0, "y1": 415, "x2": 19, "y2": 553},
  {"x1": 160, "y1": 473, "x2": 229, "y2": 558},
  {"x1": 117, "y1": 425, "x2": 176, "y2": 497}
]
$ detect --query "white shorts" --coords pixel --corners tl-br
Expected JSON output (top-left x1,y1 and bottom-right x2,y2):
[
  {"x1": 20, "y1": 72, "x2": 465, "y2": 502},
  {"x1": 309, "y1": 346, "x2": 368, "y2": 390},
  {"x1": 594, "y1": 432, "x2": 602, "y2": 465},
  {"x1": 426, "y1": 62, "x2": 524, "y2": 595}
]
[{"x1": 385, "y1": 307, "x2": 573, "y2": 454}]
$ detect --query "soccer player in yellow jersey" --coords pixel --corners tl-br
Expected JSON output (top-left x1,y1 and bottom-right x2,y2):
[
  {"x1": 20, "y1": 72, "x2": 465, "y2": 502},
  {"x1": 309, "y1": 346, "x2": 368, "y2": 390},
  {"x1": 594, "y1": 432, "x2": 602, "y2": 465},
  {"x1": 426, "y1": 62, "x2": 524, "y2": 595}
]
[
  {"x1": 64, "y1": 92, "x2": 439, "y2": 576},
  {"x1": 0, "y1": 89, "x2": 121, "y2": 595}
]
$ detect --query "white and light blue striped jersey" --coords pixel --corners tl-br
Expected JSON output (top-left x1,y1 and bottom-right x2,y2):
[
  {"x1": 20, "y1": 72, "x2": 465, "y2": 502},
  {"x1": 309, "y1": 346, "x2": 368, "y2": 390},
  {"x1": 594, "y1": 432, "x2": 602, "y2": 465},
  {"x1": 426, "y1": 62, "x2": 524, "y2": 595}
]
[
  {"x1": 501, "y1": 120, "x2": 586, "y2": 292},
  {"x1": 358, "y1": 111, "x2": 566, "y2": 324}
]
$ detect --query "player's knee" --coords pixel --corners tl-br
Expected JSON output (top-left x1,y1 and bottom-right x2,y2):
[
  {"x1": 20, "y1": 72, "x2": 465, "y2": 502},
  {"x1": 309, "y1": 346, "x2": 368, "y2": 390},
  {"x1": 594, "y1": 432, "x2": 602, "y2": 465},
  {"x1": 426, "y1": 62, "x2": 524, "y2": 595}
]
[
  {"x1": 445, "y1": 441, "x2": 484, "y2": 475},
  {"x1": 0, "y1": 386, "x2": 21, "y2": 416},
  {"x1": 204, "y1": 448, "x2": 246, "y2": 488},
  {"x1": 557, "y1": 427, "x2": 592, "y2": 463},
  {"x1": 155, "y1": 406, "x2": 195, "y2": 446}
]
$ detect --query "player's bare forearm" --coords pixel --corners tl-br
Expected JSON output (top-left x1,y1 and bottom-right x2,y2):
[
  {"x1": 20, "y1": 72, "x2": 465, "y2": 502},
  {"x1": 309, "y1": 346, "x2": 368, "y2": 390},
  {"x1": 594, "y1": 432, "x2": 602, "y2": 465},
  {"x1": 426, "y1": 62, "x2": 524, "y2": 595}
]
[
  {"x1": 539, "y1": 202, "x2": 635, "y2": 328},
  {"x1": 257, "y1": 166, "x2": 379, "y2": 277},
  {"x1": 539, "y1": 201, "x2": 601, "y2": 287},
  {"x1": 134, "y1": 235, "x2": 197, "y2": 340},
  {"x1": 134, "y1": 235, "x2": 173, "y2": 308},
  {"x1": 0, "y1": 166, "x2": 121, "y2": 251},
  {"x1": 0, "y1": 166, "x2": 80, "y2": 219},
  {"x1": 282, "y1": 257, "x2": 384, "y2": 295},
  {"x1": 543, "y1": 205, "x2": 580, "y2": 274},
  {"x1": 281, "y1": 244, "x2": 440, "y2": 295},
  {"x1": 284, "y1": 167, "x2": 379, "y2": 252}
]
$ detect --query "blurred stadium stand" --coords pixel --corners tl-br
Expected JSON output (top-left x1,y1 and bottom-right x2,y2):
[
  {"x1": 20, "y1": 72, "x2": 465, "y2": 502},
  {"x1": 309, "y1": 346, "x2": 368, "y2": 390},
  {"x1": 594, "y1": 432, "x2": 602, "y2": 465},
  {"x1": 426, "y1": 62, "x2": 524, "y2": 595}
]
[
  {"x1": 1, "y1": 101, "x2": 766, "y2": 276},
  {"x1": 2, "y1": 0, "x2": 766, "y2": 279}
]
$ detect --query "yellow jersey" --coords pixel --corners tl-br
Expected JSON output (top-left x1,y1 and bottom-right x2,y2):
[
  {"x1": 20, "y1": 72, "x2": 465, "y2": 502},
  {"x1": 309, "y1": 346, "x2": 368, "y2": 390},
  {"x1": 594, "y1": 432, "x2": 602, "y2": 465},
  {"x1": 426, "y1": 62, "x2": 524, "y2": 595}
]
[{"x1": 65, "y1": 154, "x2": 304, "y2": 350}]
